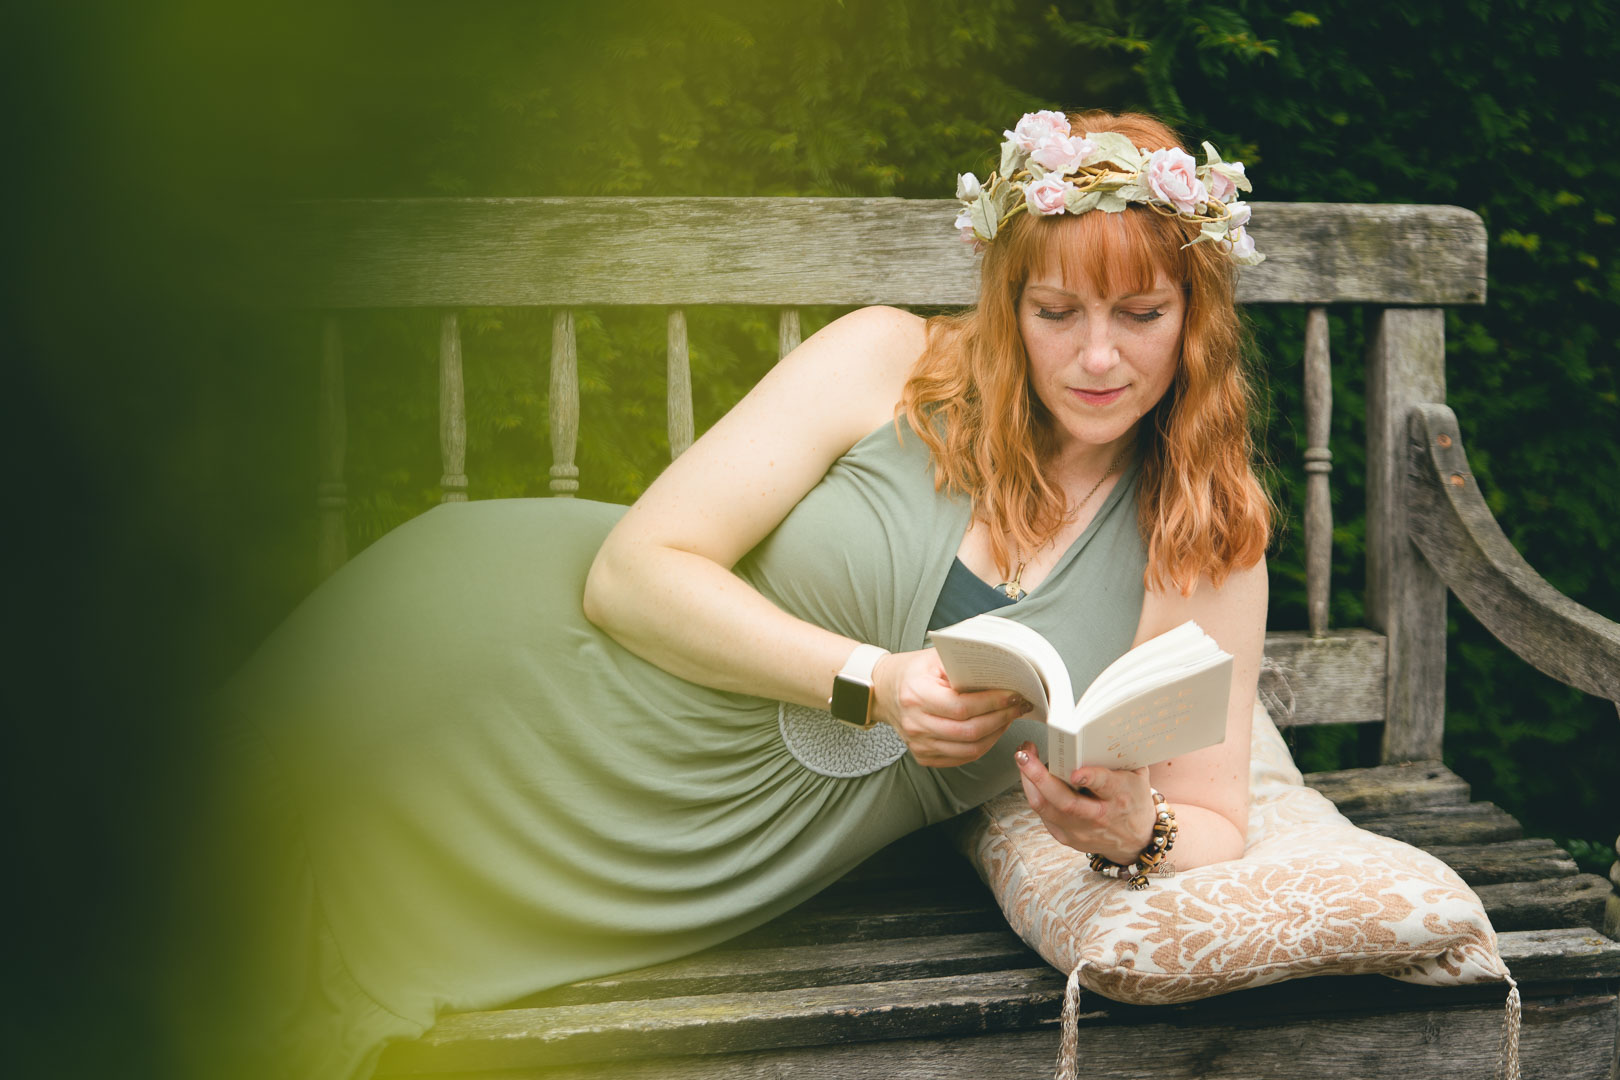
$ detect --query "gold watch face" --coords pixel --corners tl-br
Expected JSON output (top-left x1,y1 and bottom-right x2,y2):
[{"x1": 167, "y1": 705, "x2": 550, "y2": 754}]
[{"x1": 829, "y1": 674, "x2": 875, "y2": 728}]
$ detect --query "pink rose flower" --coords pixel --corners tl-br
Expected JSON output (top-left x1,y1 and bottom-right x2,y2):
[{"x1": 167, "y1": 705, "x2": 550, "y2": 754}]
[
  {"x1": 1029, "y1": 133, "x2": 1099, "y2": 175},
  {"x1": 1024, "y1": 176, "x2": 1071, "y2": 216},
  {"x1": 1207, "y1": 169, "x2": 1236, "y2": 203},
  {"x1": 1145, "y1": 147, "x2": 1207, "y2": 214},
  {"x1": 1227, "y1": 201, "x2": 1251, "y2": 229},
  {"x1": 1004, "y1": 110, "x2": 1071, "y2": 153}
]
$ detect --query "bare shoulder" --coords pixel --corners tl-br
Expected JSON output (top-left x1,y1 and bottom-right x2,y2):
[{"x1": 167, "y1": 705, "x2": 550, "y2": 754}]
[
  {"x1": 792, "y1": 304, "x2": 928, "y2": 381},
  {"x1": 765, "y1": 304, "x2": 930, "y2": 435},
  {"x1": 1137, "y1": 556, "x2": 1269, "y2": 651}
]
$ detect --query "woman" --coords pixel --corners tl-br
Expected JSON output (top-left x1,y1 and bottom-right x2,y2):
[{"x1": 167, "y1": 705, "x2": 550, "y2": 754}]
[{"x1": 172, "y1": 109, "x2": 1270, "y2": 1080}]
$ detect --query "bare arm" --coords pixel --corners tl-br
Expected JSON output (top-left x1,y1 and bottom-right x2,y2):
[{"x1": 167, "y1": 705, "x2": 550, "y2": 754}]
[
  {"x1": 1016, "y1": 556, "x2": 1268, "y2": 870},
  {"x1": 583, "y1": 306, "x2": 1028, "y2": 758}
]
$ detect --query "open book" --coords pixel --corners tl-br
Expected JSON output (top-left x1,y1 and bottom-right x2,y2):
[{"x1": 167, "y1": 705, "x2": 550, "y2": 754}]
[{"x1": 928, "y1": 615, "x2": 1232, "y2": 779}]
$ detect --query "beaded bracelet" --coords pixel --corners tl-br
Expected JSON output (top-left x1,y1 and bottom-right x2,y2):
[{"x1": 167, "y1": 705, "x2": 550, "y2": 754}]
[{"x1": 1086, "y1": 788, "x2": 1178, "y2": 890}]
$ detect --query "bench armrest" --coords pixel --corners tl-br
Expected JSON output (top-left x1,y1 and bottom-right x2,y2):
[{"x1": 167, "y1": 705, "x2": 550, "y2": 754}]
[{"x1": 1406, "y1": 403, "x2": 1620, "y2": 712}]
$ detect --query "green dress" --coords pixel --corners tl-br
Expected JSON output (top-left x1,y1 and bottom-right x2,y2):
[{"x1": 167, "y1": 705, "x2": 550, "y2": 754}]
[{"x1": 177, "y1": 418, "x2": 1147, "y2": 1080}]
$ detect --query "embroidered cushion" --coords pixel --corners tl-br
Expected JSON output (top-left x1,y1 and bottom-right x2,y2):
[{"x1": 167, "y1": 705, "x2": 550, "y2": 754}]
[{"x1": 948, "y1": 703, "x2": 1511, "y2": 1005}]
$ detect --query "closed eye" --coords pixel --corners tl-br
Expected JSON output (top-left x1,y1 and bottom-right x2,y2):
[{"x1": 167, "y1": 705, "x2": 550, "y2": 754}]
[
  {"x1": 1035, "y1": 307, "x2": 1071, "y2": 321},
  {"x1": 1126, "y1": 309, "x2": 1167, "y2": 323}
]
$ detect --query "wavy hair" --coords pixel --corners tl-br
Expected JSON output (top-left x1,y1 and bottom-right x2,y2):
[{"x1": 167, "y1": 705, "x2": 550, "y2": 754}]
[{"x1": 901, "y1": 110, "x2": 1271, "y2": 595}]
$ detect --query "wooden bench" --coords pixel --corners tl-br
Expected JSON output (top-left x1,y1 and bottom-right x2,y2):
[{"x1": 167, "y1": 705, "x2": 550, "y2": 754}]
[{"x1": 246, "y1": 197, "x2": 1620, "y2": 1078}]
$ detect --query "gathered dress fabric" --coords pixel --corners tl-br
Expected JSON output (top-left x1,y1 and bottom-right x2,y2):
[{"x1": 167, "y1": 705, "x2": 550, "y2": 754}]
[{"x1": 172, "y1": 418, "x2": 1148, "y2": 1080}]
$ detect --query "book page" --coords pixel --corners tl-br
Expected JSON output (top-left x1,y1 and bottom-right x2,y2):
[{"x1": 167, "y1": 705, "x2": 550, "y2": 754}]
[
  {"x1": 928, "y1": 614, "x2": 1074, "y2": 726},
  {"x1": 1053, "y1": 658, "x2": 1232, "y2": 776}
]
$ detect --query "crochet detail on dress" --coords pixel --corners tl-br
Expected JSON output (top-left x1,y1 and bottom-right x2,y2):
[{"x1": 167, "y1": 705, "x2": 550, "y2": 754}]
[{"x1": 778, "y1": 702, "x2": 908, "y2": 778}]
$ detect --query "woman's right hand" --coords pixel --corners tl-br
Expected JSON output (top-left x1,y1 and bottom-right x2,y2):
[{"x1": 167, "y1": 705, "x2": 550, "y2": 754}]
[{"x1": 871, "y1": 649, "x2": 1031, "y2": 767}]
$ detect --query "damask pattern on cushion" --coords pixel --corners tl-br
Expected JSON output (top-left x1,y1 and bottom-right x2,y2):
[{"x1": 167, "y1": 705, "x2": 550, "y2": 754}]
[{"x1": 949, "y1": 703, "x2": 1511, "y2": 1007}]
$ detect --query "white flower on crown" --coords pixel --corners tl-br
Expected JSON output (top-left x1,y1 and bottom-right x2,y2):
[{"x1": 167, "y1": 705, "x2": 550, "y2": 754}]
[
  {"x1": 1003, "y1": 110, "x2": 1070, "y2": 152},
  {"x1": 1024, "y1": 175, "x2": 1071, "y2": 216},
  {"x1": 1030, "y1": 133, "x2": 1098, "y2": 176},
  {"x1": 1144, "y1": 148, "x2": 1207, "y2": 215},
  {"x1": 956, "y1": 172, "x2": 982, "y2": 201}
]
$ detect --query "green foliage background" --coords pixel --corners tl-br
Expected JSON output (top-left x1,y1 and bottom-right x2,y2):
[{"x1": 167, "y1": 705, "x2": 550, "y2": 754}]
[{"x1": 7, "y1": 2, "x2": 1616, "y2": 1074}]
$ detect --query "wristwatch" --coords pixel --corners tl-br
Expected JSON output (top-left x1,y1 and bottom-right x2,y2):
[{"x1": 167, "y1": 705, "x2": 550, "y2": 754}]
[{"x1": 829, "y1": 644, "x2": 890, "y2": 729}]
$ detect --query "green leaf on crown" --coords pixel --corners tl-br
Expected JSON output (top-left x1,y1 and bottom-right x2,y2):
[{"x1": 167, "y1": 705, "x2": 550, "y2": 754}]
[
  {"x1": 1064, "y1": 189, "x2": 1102, "y2": 214},
  {"x1": 1081, "y1": 130, "x2": 1143, "y2": 171}
]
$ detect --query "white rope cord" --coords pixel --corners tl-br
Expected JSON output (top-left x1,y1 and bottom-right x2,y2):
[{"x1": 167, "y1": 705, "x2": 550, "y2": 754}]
[
  {"x1": 1054, "y1": 965, "x2": 1083, "y2": 1080},
  {"x1": 1495, "y1": 973, "x2": 1521, "y2": 1080}
]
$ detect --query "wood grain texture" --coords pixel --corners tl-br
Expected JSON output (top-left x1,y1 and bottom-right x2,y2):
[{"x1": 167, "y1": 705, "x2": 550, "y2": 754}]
[
  {"x1": 241, "y1": 199, "x2": 1487, "y2": 309},
  {"x1": 778, "y1": 307, "x2": 801, "y2": 360},
  {"x1": 1423, "y1": 838, "x2": 1580, "y2": 885},
  {"x1": 1261, "y1": 629, "x2": 1387, "y2": 727},
  {"x1": 438, "y1": 312, "x2": 468, "y2": 503},
  {"x1": 513, "y1": 931, "x2": 1037, "y2": 1008},
  {"x1": 1304, "y1": 760, "x2": 1470, "y2": 816},
  {"x1": 1353, "y1": 802, "x2": 1523, "y2": 847},
  {"x1": 666, "y1": 309, "x2": 693, "y2": 458},
  {"x1": 548, "y1": 309, "x2": 579, "y2": 496},
  {"x1": 376, "y1": 967, "x2": 1065, "y2": 1073},
  {"x1": 1364, "y1": 307, "x2": 1448, "y2": 762},
  {"x1": 1473, "y1": 874, "x2": 1614, "y2": 932},
  {"x1": 315, "y1": 314, "x2": 347, "y2": 579},
  {"x1": 1304, "y1": 306, "x2": 1333, "y2": 636},
  {"x1": 1496, "y1": 927, "x2": 1620, "y2": 981},
  {"x1": 375, "y1": 991, "x2": 1616, "y2": 1079},
  {"x1": 1406, "y1": 403, "x2": 1620, "y2": 703}
]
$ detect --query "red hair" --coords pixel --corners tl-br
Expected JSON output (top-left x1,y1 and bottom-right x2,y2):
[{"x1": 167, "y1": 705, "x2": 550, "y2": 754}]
[{"x1": 902, "y1": 110, "x2": 1271, "y2": 595}]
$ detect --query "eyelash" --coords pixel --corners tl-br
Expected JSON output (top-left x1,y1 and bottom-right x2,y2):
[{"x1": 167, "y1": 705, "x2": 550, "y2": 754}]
[{"x1": 1034, "y1": 307, "x2": 1165, "y2": 324}]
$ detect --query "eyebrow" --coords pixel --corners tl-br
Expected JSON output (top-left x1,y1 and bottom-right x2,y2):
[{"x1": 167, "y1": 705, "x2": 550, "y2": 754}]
[{"x1": 1024, "y1": 284, "x2": 1172, "y2": 300}]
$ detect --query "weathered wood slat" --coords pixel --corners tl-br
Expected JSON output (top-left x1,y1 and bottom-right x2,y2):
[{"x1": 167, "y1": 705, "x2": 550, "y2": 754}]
[
  {"x1": 1351, "y1": 801, "x2": 1523, "y2": 846},
  {"x1": 377, "y1": 967, "x2": 1066, "y2": 1074},
  {"x1": 725, "y1": 888, "x2": 1004, "y2": 948},
  {"x1": 243, "y1": 200, "x2": 1487, "y2": 309},
  {"x1": 514, "y1": 931, "x2": 1036, "y2": 1008},
  {"x1": 1260, "y1": 629, "x2": 1386, "y2": 727},
  {"x1": 438, "y1": 312, "x2": 468, "y2": 503},
  {"x1": 423, "y1": 995, "x2": 1612, "y2": 1080},
  {"x1": 1303, "y1": 306, "x2": 1333, "y2": 637},
  {"x1": 1424, "y1": 838, "x2": 1579, "y2": 885},
  {"x1": 1497, "y1": 927, "x2": 1620, "y2": 981},
  {"x1": 315, "y1": 314, "x2": 347, "y2": 578},
  {"x1": 778, "y1": 307, "x2": 801, "y2": 360},
  {"x1": 1406, "y1": 404, "x2": 1620, "y2": 703},
  {"x1": 548, "y1": 309, "x2": 579, "y2": 496},
  {"x1": 666, "y1": 308, "x2": 693, "y2": 458},
  {"x1": 380, "y1": 986, "x2": 1615, "y2": 1080},
  {"x1": 1472, "y1": 874, "x2": 1614, "y2": 933},
  {"x1": 1365, "y1": 307, "x2": 1447, "y2": 761},
  {"x1": 1303, "y1": 760, "x2": 1470, "y2": 816}
]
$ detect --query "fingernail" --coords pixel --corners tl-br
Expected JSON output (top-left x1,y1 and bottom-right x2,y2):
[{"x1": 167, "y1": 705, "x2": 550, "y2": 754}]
[
  {"x1": 1004, "y1": 694, "x2": 1020, "y2": 708},
  {"x1": 1015, "y1": 749, "x2": 1029, "y2": 765}
]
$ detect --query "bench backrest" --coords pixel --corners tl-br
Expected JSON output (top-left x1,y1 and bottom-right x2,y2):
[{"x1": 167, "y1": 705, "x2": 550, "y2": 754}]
[{"x1": 249, "y1": 197, "x2": 1489, "y2": 763}]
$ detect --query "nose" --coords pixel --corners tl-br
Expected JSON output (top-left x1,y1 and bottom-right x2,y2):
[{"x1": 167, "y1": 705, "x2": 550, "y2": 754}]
[{"x1": 1077, "y1": 316, "x2": 1120, "y2": 376}]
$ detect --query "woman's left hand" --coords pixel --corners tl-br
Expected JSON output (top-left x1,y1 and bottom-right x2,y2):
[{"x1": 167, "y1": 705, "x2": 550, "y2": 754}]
[{"x1": 1014, "y1": 741, "x2": 1157, "y2": 864}]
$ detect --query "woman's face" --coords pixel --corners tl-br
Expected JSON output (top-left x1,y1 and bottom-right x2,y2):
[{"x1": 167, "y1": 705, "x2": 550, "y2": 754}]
[{"x1": 1017, "y1": 264, "x2": 1185, "y2": 457}]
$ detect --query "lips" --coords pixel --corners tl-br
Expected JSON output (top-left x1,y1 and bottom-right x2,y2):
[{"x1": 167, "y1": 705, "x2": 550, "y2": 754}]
[{"x1": 1071, "y1": 386, "x2": 1126, "y2": 406}]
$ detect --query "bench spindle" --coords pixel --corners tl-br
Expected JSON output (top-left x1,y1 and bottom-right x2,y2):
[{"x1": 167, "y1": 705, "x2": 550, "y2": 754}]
[
  {"x1": 439, "y1": 311, "x2": 468, "y2": 503},
  {"x1": 316, "y1": 315, "x2": 348, "y2": 579},
  {"x1": 549, "y1": 308, "x2": 580, "y2": 497},
  {"x1": 779, "y1": 308, "x2": 801, "y2": 361},
  {"x1": 1303, "y1": 306, "x2": 1333, "y2": 637},
  {"x1": 668, "y1": 308, "x2": 694, "y2": 458},
  {"x1": 1366, "y1": 306, "x2": 1448, "y2": 762}
]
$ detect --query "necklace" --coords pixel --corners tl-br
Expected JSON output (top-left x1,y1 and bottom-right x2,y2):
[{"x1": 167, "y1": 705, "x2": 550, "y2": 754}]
[{"x1": 996, "y1": 445, "x2": 1131, "y2": 602}]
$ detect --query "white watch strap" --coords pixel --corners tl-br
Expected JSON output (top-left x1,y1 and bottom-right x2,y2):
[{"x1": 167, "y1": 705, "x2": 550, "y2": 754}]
[{"x1": 839, "y1": 643, "x2": 889, "y2": 685}]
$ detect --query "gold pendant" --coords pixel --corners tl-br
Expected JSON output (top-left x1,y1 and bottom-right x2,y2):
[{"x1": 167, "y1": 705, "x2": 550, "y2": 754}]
[{"x1": 997, "y1": 580, "x2": 1026, "y2": 601}]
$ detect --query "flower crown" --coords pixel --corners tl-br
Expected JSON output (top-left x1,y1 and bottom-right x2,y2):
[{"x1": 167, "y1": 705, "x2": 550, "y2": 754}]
[{"x1": 953, "y1": 111, "x2": 1264, "y2": 266}]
